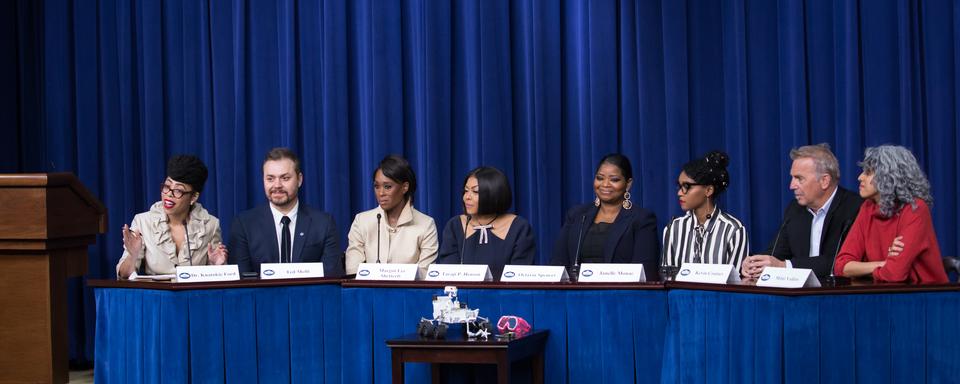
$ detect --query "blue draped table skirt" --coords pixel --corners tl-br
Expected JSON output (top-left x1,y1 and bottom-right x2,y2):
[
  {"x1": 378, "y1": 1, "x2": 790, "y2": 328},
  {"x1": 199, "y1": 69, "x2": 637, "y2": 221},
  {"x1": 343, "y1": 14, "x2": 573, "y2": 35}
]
[
  {"x1": 94, "y1": 285, "x2": 341, "y2": 383},
  {"x1": 94, "y1": 283, "x2": 960, "y2": 383},
  {"x1": 661, "y1": 289, "x2": 960, "y2": 384},
  {"x1": 341, "y1": 287, "x2": 668, "y2": 383}
]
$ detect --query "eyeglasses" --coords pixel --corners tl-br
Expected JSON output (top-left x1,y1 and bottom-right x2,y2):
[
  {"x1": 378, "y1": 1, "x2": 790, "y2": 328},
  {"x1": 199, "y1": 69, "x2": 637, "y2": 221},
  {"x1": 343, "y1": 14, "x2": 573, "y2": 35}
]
[
  {"x1": 161, "y1": 184, "x2": 194, "y2": 199},
  {"x1": 677, "y1": 182, "x2": 706, "y2": 194}
]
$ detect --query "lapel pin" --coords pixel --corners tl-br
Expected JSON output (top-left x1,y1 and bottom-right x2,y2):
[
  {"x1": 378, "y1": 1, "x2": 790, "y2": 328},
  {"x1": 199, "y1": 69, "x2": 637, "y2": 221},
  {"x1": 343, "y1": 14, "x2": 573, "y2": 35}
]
[{"x1": 299, "y1": 232, "x2": 304, "y2": 236}]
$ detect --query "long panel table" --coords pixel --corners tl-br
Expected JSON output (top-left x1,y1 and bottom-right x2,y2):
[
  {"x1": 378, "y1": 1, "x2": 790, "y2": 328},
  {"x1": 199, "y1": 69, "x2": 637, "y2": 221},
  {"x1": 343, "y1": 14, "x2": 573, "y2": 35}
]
[{"x1": 90, "y1": 278, "x2": 960, "y2": 383}]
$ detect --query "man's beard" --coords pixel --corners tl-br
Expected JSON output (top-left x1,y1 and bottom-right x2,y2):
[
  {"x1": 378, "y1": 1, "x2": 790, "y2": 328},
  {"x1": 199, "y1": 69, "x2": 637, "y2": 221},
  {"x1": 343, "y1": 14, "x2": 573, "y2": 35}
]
[{"x1": 269, "y1": 190, "x2": 296, "y2": 207}]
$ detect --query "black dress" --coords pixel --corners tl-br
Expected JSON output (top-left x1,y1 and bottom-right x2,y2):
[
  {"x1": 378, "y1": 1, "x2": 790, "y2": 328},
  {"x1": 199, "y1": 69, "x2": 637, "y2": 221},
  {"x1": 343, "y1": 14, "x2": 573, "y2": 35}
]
[{"x1": 437, "y1": 215, "x2": 537, "y2": 280}]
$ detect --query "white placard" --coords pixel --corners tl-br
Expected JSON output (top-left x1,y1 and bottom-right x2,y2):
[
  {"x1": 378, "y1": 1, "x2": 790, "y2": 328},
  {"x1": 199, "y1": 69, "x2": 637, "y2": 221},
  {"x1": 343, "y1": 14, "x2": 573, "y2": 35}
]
[
  {"x1": 175, "y1": 265, "x2": 240, "y2": 283},
  {"x1": 756, "y1": 267, "x2": 820, "y2": 288},
  {"x1": 674, "y1": 262, "x2": 741, "y2": 284},
  {"x1": 355, "y1": 263, "x2": 418, "y2": 281},
  {"x1": 577, "y1": 263, "x2": 646, "y2": 282},
  {"x1": 500, "y1": 265, "x2": 569, "y2": 282},
  {"x1": 259, "y1": 262, "x2": 325, "y2": 280},
  {"x1": 424, "y1": 264, "x2": 493, "y2": 282}
]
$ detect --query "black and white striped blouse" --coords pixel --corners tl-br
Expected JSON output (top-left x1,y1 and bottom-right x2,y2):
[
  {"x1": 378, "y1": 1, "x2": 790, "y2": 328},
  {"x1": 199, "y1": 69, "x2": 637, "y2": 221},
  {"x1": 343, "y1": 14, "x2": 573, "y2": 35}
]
[{"x1": 661, "y1": 207, "x2": 749, "y2": 271}]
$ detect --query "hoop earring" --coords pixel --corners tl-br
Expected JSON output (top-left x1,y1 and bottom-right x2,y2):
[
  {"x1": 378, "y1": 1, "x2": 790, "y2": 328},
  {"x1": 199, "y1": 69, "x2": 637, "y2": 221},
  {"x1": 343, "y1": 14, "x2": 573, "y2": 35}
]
[
  {"x1": 594, "y1": 196, "x2": 600, "y2": 207},
  {"x1": 622, "y1": 192, "x2": 633, "y2": 210}
]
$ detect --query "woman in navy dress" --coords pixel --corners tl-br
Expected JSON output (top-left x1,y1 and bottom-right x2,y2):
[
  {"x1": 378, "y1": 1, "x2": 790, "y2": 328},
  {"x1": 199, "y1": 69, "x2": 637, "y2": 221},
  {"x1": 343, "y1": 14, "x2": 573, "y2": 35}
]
[
  {"x1": 438, "y1": 166, "x2": 536, "y2": 279},
  {"x1": 549, "y1": 154, "x2": 660, "y2": 279}
]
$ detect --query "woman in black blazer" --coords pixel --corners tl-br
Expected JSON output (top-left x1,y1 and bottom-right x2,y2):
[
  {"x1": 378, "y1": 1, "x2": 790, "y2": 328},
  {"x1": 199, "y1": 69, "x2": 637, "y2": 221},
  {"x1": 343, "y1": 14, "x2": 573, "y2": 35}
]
[{"x1": 550, "y1": 154, "x2": 660, "y2": 280}]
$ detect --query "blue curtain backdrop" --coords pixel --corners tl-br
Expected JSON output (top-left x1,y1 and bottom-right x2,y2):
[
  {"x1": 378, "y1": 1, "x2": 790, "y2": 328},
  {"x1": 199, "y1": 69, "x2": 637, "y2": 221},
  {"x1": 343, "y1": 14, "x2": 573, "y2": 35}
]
[{"x1": 3, "y1": 0, "x2": 959, "y2": 363}]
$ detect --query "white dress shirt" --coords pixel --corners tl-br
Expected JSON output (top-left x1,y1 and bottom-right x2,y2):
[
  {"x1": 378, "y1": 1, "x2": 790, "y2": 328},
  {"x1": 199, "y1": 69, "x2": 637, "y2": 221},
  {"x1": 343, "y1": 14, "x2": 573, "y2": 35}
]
[
  {"x1": 270, "y1": 200, "x2": 299, "y2": 262},
  {"x1": 807, "y1": 186, "x2": 838, "y2": 258}
]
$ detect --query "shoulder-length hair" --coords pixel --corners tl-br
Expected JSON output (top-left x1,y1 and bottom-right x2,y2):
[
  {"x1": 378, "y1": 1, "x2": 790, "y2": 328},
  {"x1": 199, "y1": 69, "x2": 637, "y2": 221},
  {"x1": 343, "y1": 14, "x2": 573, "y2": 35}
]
[
  {"x1": 859, "y1": 145, "x2": 933, "y2": 218},
  {"x1": 463, "y1": 166, "x2": 512, "y2": 216}
]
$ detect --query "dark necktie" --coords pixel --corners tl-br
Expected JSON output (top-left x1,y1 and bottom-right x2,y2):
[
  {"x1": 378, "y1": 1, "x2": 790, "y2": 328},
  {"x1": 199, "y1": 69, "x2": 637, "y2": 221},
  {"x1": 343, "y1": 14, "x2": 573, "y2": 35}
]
[{"x1": 280, "y1": 216, "x2": 291, "y2": 263}]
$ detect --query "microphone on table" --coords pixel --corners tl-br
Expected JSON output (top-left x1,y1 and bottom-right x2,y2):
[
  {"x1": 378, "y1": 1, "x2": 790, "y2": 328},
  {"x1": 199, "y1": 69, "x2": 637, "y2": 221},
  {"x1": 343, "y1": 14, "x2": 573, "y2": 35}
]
[
  {"x1": 750, "y1": 217, "x2": 791, "y2": 279},
  {"x1": 769, "y1": 217, "x2": 791, "y2": 261},
  {"x1": 569, "y1": 215, "x2": 587, "y2": 281},
  {"x1": 659, "y1": 216, "x2": 679, "y2": 281},
  {"x1": 824, "y1": 219, "x2": 854, "y2": 286},
  {"x1": 376, "y1": 213, "x2": 382, "y2": 263},
  {"x1": 183, "y1": 218, "x2": 193, "y2": 266},
  {"x1": 459, "y1": 215, "x2": 472, "y2": 264}
]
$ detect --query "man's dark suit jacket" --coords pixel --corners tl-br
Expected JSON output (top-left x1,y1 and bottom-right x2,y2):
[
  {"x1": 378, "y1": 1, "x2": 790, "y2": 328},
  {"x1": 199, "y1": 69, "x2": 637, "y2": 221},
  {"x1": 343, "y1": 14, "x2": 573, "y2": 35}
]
[
  {"x1": 230, "y1": 203, "x2": 344, "y2": 277},
  {"x1": 767, "y1": 186, "x2": 863, "y2": 277},
  {"x1": 549, "y1": 203, "x2": 661, "y2": 281}
]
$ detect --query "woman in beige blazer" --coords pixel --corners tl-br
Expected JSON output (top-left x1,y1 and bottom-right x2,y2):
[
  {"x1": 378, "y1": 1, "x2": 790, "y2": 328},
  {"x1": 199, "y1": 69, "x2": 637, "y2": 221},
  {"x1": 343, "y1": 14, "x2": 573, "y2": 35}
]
[
  {"x1": 116, "y1": 155, "x2": 228, "y2": 278},
  {"x1": 346, "y1": 155, "x2": 439, "y2": 277}
]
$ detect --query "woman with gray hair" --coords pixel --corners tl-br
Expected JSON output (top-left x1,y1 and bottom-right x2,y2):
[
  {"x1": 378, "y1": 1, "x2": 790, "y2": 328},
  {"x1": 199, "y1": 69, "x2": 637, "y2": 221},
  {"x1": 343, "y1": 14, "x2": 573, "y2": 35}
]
[{"x1": 833, "y1": 145, "x2": 947, "y2": 283}]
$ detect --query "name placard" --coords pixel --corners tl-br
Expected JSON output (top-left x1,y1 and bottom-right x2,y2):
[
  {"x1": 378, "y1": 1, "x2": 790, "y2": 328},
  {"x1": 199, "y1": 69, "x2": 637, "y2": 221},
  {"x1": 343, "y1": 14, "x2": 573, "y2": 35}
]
[
  {"x1": 175, "y1": 265, "x2": 240, "y2": 283},
  {"x1": 424, "y1": 264, "x2": 493, "y2": 282},
  {"x1": 355, "y1": 263, "x2": 418, "y2": 281},
  {"x1": 260, "y1": 262, "x2": 325, "y2": 280},
  {"x1": 500, "y1": 265, "x2": 569, "y2": 282},
  {"x1": 756, "y1": 267, "x2": 820, "y2": 288},
  {"x1": 674, "y1": 262, "x2": 740, "y2": 284},
  {"x1": 578, "y1": 263, "x2": 646, "y2": 282}
]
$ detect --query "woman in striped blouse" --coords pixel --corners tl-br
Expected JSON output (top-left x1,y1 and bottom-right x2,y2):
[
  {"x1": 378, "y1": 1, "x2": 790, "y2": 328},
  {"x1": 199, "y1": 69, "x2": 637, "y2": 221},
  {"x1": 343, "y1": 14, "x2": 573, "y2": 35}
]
[{"x1": 661, "y1": 151, "x2": 749, "y2": 273}]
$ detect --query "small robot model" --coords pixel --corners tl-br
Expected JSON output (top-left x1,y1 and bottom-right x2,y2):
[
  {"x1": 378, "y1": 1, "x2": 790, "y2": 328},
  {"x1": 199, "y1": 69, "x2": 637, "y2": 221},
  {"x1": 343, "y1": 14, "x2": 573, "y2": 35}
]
[{"x1": 417, "y1": 286, "x2": 493, "y2": 340}]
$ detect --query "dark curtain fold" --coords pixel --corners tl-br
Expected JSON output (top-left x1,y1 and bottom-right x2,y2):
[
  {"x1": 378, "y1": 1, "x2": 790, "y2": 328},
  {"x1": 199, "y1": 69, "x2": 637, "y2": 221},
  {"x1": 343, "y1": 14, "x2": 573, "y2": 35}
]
[{"x1": 3, "y1": 0, "x2": 958, "y2": 363}]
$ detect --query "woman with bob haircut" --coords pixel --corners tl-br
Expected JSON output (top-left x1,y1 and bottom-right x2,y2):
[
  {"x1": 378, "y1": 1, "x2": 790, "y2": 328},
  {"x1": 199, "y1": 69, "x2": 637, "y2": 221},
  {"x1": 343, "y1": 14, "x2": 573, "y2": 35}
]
[
  {"x1": 345, "y1": 155, "x2": 439, "y2": 277},
  {"x1": 437, "y1": 166, "x2": 536, "y2": 279},
  {"x1": 834, "y1": 145, "x2": 948, "y2": 283}
]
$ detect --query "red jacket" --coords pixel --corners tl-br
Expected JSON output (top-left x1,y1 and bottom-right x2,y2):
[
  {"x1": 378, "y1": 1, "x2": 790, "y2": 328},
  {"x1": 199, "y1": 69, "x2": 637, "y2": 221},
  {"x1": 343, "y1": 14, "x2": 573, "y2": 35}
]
[{"x1": 834, "y1": 199, "x2": 948, "y2": 283}]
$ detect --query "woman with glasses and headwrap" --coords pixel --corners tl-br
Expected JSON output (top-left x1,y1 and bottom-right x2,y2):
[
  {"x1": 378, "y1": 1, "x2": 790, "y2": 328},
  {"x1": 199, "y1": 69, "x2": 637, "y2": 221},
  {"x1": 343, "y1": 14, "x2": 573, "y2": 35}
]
[
  {"x1": 833, "y1": 145, "x2": 948, "y2": 283},
  {"x1": 661, "y1": 151, "x2": 748, "y2": 275},
  {"x1": 116, "y1": 155, "x2": 227, "y2": 278}
]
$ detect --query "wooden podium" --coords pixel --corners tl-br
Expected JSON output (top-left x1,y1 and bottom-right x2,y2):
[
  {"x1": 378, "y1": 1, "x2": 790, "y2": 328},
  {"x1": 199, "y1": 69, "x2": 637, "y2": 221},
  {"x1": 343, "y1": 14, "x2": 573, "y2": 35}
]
[{"x1": 0, "y1": 173, "x2": 106, "y2": 383}]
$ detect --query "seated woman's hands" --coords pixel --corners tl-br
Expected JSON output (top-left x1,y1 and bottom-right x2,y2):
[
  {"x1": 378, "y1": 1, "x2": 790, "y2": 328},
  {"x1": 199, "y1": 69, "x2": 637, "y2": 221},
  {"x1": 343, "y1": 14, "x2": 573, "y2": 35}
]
[
  {"x1": 208, "y1": 243, "x2": 229, "y2": 265},
  {"x1": 122, "y1": 224, "x2": 143, "y2": 258},
  {"x1": 886, "y1": 236, "x2": 904, "y2": 259}
]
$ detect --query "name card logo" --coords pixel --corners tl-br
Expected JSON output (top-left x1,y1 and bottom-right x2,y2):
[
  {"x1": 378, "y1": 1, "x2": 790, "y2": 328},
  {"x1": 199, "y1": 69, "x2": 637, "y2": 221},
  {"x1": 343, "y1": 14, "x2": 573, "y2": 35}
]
[
  {"x1": 582, "y1": 270, "x2": 594, "y2": 277},
  {"x1": 358, "y1": 269, "x2": 370, "y2": 277},
  {"x1": 504, "y1": 271, "x2": 516, "y2": 278},
  {"x1": 428, "y1": 270, "x2": 440, "y2": 278},
  {"x1": 680, "y1": 269, "x2": 691, "y2": 276},
  {"x1": 760, "y1": 274, "x2": 771, "y2": 281},
  {"x1": 263, "y1": 269, "x2": 275, "y2": 276},
  {"x1": 178, "y1": 272, "x2": 191, "y2": 280}
]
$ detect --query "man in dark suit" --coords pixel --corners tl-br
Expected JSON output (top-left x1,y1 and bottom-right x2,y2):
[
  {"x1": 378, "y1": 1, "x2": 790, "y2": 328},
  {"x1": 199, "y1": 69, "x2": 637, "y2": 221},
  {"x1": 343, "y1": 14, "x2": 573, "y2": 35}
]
[
  {"x1": 742, "y1": 144, "x2": 863, "y2": 278},
  {"x1": 231, "y1": 148, "x2": 344, "y2": 277}
]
